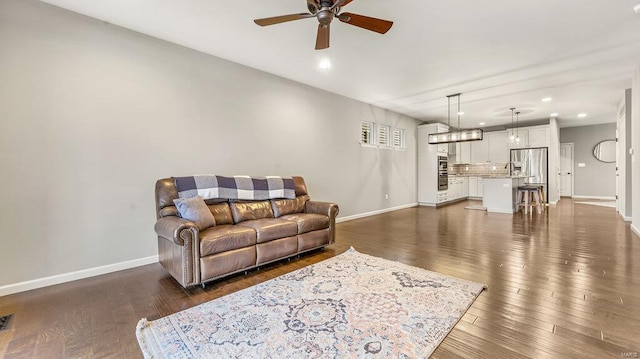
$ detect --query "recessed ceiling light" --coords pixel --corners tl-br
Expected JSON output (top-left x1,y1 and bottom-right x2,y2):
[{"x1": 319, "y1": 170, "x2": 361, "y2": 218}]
[
  {"x1": 479, "y1": 122, "x2": 486, "y2": 126},
  {"x1": 541, "y1": 97, "x2": 552, "y2": 102},
  {"x1": 577, "y1": 113, "x2": 587, "y2": 118},
  {"x1": 550, "y1": 113, "x2": 559, "y2": 117},
  {"x1": 634, "y1": 3, "x2": 640, "y2": 13},
  {"x1": 457, "y1": 111, "x2": 464, "y2": 116},
  {"x1": 318, "y1": 58, "x2": 331, "y2": 70}
]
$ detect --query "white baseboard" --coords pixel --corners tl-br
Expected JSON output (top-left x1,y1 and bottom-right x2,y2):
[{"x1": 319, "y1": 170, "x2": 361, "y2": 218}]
[
  {"x1": 632, "y1": 224, "x2": 640, "y2": 240},
  {"x1": 0, "y1": 255, "x2": 158, "y2": 297},
  {"x1": 618, "y1": 211, "x2": 632, "y2": 222},
  {"x1": 337, "y1": 203, "x2": 418, "y2": 223},
  {"x1": 572, "y1": 195, "x2": 616, "y2": 200},
  {"x1": 418, "y1": 202, "x2": 436, "y2": 207}
]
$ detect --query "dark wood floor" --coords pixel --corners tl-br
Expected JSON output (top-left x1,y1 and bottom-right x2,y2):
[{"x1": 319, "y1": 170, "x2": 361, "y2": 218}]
[{"x1": 1, "y1": 199, "x2": 639, "y2": 358}]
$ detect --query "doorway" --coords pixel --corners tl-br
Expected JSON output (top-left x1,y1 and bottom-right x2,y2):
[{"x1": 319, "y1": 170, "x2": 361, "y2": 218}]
[{"x1": 559, "y1": 143, "x2": 574, "y2": 197}]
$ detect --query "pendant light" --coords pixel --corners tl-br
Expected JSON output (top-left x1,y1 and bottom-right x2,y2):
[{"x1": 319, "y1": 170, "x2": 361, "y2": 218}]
[
  {"x1": 507, "y1": 108, "x2": 517, "y2": 144},
  {"x1": 428, "y1": 93, "x2": 484, "y2": 144},
  {"x1": 514, "y1": 111, "x2": 521, "y2": 144}
]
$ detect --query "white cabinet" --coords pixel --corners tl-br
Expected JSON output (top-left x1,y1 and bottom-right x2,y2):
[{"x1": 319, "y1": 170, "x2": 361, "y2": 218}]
[
  {"x1": 469, "y1": 177, "x2": 478, "y2": 197},
  {"x1": 507, "y1": 129, "x2": 528, "y2": 149},
  {"x1": 487, "y1": 131, "x2": 509, "y2": 162},
  {"x1": 471, "y1": 138, "x2": 489, "y2": 163},
  {"x1": 469, "y1": 176, "x2": 483, "y2": 198},
  {"x1": 527, "y1": 127, "x2": 549, "y2": 147},
  {"x1": 459, "y1": 177, "x2": 469, "y2": 197},
  {"x1": 447, "y1": 177, "x2": 469, "y2": 201},
  {"x1": 470, "y1": 131, "x2": 508, "y2": 163},
  {"x1": 418, "y1": 123, "x2": 450, "y2": 206},
  {"x1": 507, "y1": 126, "x2": 550, "y2": 149},
  {"x1": 457, "y1": 142, "x2": 471, "y2": 163},
  {"x1": 435, "y1": 124, "x2": 450, "y2": 155},
  {"x1": 448, "y1": 178, "x2": 458, "y2": 199}
]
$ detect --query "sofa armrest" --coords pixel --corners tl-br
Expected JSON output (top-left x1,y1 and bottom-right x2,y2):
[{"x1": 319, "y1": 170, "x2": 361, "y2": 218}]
[
  {"x1": 305, "y1": 201, "x2": 339, "y2": 219},
  {"x1": 154, "y1": 216, "x2": 198, "y2": 246}
]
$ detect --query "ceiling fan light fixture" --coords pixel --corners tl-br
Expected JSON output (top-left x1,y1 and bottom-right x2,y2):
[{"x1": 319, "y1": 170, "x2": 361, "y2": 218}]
[
  {"x1": 318, "y1": 57, "x2": 331, "y2": 70},
  {"x1": 254, "y1": 0, "x2": 393, "y2": 51}
]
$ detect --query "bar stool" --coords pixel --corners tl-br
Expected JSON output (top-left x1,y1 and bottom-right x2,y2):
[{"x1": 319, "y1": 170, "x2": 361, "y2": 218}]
[{"x1": 517, "y1": 186, "x2": 543, "y2": 214}]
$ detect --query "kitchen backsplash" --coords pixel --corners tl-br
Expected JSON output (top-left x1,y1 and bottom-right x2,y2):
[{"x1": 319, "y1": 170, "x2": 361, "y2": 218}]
[{"x1": 449, "y1": 162, "x2": 510, "y2": 176}]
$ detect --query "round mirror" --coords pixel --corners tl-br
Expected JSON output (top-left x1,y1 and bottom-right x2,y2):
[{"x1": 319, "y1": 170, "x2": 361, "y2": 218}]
[{"x1": 593, "y1": 140, "x2": 616, "y2": 163}]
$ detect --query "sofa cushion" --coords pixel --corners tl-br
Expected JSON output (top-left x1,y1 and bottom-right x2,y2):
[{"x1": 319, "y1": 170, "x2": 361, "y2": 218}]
[
  {"x1": 280, "y1": 213, "x2": 329, "y2": 234},
  {"x1": 298, "y1": 228, "x2": 330, "y2": 251},
  {"x1": 237, "y1": 218, "x2": 298, "y2": 243},
  {"x1": 208, "y1": 202, "x2": 234, "y2": 225},
  {"x1": 173, "y1": 196, "x2": 216, "y2": 230},
  {"x1": 229, "y1": 200, "x2": 274, "y2": 224},
  {"x1": 256, "y1": 236, "x2": 298, "y2": 265},
  {"x1": 199, "y1": 225, "x2": 257, "y2": 257},
  {"x1": 271, "y1": 195, "x2": 310, "y2": 217}
]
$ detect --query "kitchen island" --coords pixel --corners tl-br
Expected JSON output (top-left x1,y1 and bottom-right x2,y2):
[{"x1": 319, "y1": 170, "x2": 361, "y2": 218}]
[{"x1": 482, "y1": 176, "x2": 526, "y2": 214}]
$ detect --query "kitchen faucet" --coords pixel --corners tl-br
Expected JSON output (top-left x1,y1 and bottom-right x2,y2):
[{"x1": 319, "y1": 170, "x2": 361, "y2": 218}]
[{"x1": 505, "y1": 162, "x2": 516, "y2": 172}]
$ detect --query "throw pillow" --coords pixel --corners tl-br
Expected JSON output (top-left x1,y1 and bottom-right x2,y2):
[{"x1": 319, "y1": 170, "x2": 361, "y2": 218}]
[{"x1": 173, "y1": 196, "x2": 216, "y2": 230}]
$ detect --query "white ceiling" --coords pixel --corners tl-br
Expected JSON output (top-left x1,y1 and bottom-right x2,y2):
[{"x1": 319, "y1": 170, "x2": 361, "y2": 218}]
[{"x1": 40, "y1": 0, "x2": 640, "y2": 129}]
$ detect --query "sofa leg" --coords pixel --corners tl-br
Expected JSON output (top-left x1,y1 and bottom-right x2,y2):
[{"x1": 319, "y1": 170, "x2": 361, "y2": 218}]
[{"x1": 200, "y1": 283, "x2": 206, "y2": 289}]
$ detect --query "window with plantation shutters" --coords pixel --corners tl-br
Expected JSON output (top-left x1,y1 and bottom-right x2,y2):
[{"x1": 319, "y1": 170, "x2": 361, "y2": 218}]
[
  {"x1": 392, "y1": 128, "x2": 405, "y2": 148},
  {"x1": 361, "y1": 121, "x2": 374, "y2": 145},
  {"x1": 377, "y1": 125, "x2": 390, "y2": 147}
]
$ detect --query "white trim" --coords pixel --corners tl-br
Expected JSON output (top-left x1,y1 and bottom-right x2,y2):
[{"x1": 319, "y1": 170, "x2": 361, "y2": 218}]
[
  {"x1": 336, "y1": 203, "x2": 418, "y2": 223},
  {"x1": 418, "y1": 202, "x2": 436, "y2": 207},
  {"x1": 360, "y1": 143, "x2": 378, "y2": 148},
  {"x1": 631, "y1": 224, "x2": 640, "y2": 240},
  {"x1": 571, "y1": 195, "x2": 616, "y2": 200},
  {"x1": 0, "y1": 255, "x2": 159, "y2": 297},
  {"x1": 618, "y1": 212, "x2": 632, "y2": 222}
]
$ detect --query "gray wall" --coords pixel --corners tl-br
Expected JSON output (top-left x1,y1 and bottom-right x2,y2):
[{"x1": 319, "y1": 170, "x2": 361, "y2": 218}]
[
  {"x1": 0, "y1": 0, "x2": 420, "y2": 287},
  {"x1": 560, "y1": 124, "x2": 617, "y2": 198},
  {"x1": 633, "y1": 67, "x2": 640, "y2": 237},
  {"x1": 623, "y1": 89, "x2": 632, "y2": 216}
]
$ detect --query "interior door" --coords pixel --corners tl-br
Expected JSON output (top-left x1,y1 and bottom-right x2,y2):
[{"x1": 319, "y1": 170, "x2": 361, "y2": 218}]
[{"x1": 559, "y1": 143, "x2": 573, "y2": 197}]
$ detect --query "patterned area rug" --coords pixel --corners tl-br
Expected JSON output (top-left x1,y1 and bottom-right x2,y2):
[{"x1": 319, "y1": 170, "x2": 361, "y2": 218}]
[
  {"x1": 575, "y1": 201, "x2": 616, "y2": 208},
  {"x1": 136, "y1": 248, "x2": 485, "y2": 358}
]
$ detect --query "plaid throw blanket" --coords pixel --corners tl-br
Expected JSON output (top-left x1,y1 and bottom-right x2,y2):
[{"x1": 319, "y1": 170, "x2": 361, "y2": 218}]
[{"x1": 174, "y1": 175, "x2": 296, "y2": 200}]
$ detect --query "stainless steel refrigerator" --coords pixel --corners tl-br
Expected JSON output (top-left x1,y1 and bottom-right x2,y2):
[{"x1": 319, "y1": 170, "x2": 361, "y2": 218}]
[{"x1": 510, "y1": 147, "x2": 548, "y2": 202}]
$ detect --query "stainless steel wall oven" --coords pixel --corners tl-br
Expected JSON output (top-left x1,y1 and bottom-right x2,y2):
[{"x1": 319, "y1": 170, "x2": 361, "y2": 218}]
[{"x1": 437, "y1": 156, "x2": 448, "y2": 190}]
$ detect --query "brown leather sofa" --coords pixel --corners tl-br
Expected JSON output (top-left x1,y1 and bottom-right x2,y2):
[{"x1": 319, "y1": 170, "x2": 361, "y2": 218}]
[{"x1": 154, "y1": 176, "x2": 339, "y2": 288}]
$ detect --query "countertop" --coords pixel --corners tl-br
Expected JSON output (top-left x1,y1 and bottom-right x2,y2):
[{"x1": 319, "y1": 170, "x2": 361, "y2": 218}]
[{"x1": 449, "y1": 174, "x2": 528, "y2": 179}]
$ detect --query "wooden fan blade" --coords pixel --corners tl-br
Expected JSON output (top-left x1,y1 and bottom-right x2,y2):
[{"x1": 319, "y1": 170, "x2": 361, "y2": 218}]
[
  {"x1": 338, "y1": 12, "x2": 393, "y2": 34},
  {"x1": 254, "y1": 13, "x2": 314, "y2": 26},
  {"x1": 331, "y1": 0, "x2": 353, "y2": 9},
  {"x1": 315, "y1": 24, "x2": 330, "y2": 50}
]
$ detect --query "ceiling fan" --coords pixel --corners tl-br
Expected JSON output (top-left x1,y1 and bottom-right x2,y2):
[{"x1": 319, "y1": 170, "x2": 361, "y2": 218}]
[{"x1": 254, "y1": 0, "x2": 393, "y2": 50}]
